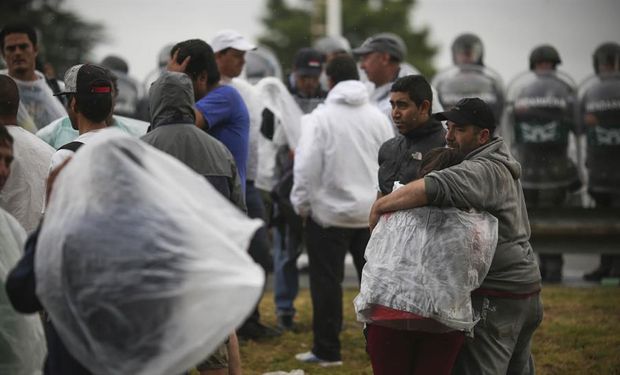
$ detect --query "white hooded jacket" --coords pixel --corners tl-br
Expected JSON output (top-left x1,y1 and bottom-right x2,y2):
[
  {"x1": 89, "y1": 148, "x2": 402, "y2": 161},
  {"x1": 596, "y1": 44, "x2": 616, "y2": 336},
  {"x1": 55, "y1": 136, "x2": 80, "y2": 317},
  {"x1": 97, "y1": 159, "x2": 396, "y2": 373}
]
[{"x1": 291, "y1": 80, "x2": 394, "y2": 228}]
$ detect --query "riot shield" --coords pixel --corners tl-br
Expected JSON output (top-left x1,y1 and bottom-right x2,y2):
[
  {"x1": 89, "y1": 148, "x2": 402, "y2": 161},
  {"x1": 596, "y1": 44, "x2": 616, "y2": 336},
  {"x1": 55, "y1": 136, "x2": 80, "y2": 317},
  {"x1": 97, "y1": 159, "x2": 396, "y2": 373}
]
[
  {"x1": 432, "y1": 64, "x2": 505, "y2": 121},
  {"x1": 504, "y1": 70, "x2": 580, "y2": 191},
  {"x1": 579, "y1": 72, "x2": 620, "y2": 195}
]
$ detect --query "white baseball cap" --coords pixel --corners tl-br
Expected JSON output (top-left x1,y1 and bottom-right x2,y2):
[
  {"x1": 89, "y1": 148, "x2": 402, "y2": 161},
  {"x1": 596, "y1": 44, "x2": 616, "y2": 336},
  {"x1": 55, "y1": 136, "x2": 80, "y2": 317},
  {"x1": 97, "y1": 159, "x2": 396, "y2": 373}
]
[{"x1": 210, "y1": 30, "x2": 256, "y2": 53}]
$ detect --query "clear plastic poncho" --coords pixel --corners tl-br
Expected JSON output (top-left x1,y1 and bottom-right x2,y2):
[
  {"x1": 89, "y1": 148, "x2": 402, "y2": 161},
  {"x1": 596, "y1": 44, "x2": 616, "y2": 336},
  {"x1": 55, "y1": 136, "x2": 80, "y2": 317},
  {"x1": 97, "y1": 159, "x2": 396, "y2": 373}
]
[
  {"x1": 355, "y1": 205, "x2": 498, "y2": 332},
  {"x1": 35, "y1": 129, "x2": 264, "y2": 375},
  {"x1": 254, "y1": 77, "x2": 303, "y2": 191},
  {"x1": 0, "y1": 208, "x2": 46, "y2": 375}
]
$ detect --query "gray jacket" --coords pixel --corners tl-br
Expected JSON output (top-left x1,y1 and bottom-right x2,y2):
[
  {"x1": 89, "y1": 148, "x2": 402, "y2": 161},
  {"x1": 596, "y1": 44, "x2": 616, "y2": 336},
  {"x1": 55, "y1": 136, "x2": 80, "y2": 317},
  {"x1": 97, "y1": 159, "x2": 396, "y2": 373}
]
[
  {"x1": 425, "y1": 137, "x2": 541, "y2": 293},
  {"x1": 141, "y1": 72, "x2": 245, "y2": 211}
]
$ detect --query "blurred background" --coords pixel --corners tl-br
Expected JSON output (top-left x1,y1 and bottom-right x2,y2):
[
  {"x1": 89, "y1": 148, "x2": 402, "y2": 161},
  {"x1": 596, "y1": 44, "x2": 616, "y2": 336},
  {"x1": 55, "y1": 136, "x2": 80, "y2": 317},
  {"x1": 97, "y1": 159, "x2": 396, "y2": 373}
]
[{"x1": 2, "y1": 0, "x2": 618, "y2": 86}]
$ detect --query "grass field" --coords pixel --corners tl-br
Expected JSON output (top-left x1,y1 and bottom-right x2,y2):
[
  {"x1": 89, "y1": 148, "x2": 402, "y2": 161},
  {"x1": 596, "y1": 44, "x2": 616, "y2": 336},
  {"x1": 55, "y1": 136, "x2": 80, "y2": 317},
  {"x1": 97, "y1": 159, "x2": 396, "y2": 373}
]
[{"x1": 239, "y1": 286, "x2": 620, "y2": 375}]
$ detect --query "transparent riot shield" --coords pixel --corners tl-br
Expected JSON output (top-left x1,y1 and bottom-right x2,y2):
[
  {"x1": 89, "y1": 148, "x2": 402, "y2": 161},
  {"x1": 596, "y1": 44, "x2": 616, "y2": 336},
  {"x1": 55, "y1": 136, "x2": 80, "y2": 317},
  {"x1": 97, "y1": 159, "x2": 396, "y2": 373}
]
[
  {"x1": 504, "y1": 70, "x2": 581, "y2": 203},
  {"x1": 578, "y1": 72, "x2": 620, "y2": 198},
  {"x1": 432, "y1": 64, "x2": 505, "y2": 121}
]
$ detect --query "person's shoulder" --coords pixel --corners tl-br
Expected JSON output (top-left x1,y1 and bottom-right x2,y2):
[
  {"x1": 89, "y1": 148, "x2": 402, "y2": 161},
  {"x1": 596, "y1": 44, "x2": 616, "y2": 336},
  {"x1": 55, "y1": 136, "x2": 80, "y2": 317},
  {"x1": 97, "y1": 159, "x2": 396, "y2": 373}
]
[
  {"x1": 7, "y1": 125, "x2": 55, "y2": 154},
  {"x1": 213, "y1": 84, "x2": 243, "y2": 99},
  {"x1": 379, "y1": 135, "x2": 401, "y2": 154}
]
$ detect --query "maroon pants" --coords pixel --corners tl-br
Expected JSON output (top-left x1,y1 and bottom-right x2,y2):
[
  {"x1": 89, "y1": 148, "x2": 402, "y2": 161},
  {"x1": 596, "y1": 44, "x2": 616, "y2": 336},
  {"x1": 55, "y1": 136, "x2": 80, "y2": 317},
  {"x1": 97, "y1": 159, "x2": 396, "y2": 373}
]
[{"x1": 366, "y1": 324, "x2": 465, "y2": 375}]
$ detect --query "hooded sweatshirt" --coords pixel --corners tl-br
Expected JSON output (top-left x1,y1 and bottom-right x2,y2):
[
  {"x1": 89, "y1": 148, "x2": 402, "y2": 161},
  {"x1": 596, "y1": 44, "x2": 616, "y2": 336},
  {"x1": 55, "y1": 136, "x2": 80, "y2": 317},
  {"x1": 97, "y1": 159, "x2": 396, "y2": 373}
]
[
  {"x1": 291, "y1": 80, "x2": 394, "y2": 228},
  {"x1": 425, "y1": 137, "x2": 541, "y2": 293},
  {"x1": 141, "y1": 72, "x2": 245, "y2": 210}
]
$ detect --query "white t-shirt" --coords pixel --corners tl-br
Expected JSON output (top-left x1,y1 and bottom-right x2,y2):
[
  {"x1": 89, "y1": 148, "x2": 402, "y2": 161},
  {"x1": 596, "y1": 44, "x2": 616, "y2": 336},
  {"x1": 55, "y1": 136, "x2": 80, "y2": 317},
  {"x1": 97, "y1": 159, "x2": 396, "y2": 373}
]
[{"x1": 49, "y1": 130, "x2": 104, "y2": 172}]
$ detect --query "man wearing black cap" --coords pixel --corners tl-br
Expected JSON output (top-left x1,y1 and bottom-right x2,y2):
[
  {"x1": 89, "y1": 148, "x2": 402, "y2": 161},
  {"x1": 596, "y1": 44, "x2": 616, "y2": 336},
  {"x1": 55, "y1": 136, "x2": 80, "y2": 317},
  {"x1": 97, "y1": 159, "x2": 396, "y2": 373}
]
[
  {"x1": 287, "y1": 47, "x2": 327, "y2": 114},
  {"x1": 370, "y1": 97, "x2": 542, "y2": 375},
  {"x1": 50, "y1": 64, "x2": 113, "y2": 170}
]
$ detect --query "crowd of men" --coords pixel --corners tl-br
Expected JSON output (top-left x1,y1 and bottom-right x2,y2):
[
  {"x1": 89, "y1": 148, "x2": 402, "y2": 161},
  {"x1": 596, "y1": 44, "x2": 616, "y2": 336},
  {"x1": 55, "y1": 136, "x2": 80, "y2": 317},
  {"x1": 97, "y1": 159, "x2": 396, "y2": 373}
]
[{"x1": 0, "y1": 20, "x2": 619, "y2": 375}]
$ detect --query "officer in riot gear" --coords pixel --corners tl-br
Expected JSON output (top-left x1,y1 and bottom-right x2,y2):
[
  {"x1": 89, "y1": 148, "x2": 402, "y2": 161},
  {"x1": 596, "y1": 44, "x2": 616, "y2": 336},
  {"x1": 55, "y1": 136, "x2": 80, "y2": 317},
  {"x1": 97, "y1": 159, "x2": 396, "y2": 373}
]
[
  {"x1": 314, "y1": 35, "x2": 351, "y2": 61},
  {"x1": 505, "y1": 44, "x2": 580, "y2": 282},
  {"x1": 580, "y1": 42, "x2": 620, "y2": 281},
  {"x1": 244, "y1": 46, "x2": 283, "y2": 84},
  {"x1": 432, "y1": 33, "x2": 504, "y2": 121},
  {"x1": 100, "y1": 55, "x2": 140, "y2": 119}
]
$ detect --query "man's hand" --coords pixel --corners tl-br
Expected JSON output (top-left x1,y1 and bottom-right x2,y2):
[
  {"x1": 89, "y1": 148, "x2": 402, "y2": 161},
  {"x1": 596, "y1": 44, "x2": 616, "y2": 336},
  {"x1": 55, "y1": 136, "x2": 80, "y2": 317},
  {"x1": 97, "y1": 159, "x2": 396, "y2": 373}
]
[{"x1": 166, "y1": 49, "x2": 190, "y2": 73}]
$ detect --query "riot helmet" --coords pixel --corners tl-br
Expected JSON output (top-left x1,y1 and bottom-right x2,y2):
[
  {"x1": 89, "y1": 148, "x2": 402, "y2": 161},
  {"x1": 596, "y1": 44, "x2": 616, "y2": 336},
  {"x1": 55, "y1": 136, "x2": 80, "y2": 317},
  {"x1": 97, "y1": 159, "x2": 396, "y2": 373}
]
[
  {"x1": 451, "y1": 33, "x2": 484, "y2": 66},
  {"x1": 101, "y1": 55, "x2": 129, "y2": 74},
  {"x1": 592, "y1": 42, "x2": 620, "y2": 74},
  {"x1": 244, "y1": 46, "x2": 283, "y2": 84},
  {"x1": 158, "y1": 44, "x2": 175, "y2": 69},
  {"x1": 314, "y1": 36, "x2": 352, "y2": 57},
  {"x1": 529, "y1": 45, "x2": 561, "y2": 71}
]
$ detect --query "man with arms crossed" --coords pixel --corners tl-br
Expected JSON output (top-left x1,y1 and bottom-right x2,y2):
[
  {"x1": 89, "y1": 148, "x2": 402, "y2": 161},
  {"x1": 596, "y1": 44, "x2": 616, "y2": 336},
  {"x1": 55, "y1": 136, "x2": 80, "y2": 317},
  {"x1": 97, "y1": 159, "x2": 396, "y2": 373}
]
[{"x1": 369, "y1": 98, "x2": 542, "y2": 375}]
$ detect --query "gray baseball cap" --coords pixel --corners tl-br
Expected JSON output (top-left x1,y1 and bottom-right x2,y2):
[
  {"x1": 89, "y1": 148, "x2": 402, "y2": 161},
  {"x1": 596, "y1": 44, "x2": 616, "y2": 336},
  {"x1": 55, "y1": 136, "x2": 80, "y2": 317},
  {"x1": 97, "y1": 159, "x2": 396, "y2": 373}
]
[{"x1": 352, "y1": 33, "x2": 406, "y2": 61}]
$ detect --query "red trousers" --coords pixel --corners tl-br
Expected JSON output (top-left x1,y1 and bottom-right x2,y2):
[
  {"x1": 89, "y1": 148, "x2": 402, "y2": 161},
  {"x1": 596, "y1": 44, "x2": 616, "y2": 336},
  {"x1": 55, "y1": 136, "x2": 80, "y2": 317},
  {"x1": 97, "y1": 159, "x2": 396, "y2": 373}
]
[{"x1": 366, "y1": 323, "x2": 465, "y2": 375}]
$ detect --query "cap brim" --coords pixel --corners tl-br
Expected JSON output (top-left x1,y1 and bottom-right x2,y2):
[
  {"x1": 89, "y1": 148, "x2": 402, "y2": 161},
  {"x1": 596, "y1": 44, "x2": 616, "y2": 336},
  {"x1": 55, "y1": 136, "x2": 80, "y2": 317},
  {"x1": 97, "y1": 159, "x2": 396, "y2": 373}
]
[
  {"x1": 295, "y1": 68, "x2": 321, "y2": 77},
  {"x1": 230, "y1": 40, "x2": 257, "y2": 52},
  {"x1": 433, "y1": 110, "x2": 470, "y2": 125},
  {"x1": 352, "y1": 46, "x2": 375, "y2": 56}
]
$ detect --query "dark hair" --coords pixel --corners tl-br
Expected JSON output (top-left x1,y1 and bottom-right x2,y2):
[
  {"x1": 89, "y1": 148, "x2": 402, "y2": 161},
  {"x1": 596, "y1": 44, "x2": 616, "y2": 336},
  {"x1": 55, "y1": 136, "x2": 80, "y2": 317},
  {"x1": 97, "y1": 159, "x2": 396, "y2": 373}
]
[
  {"x1": 0, "y1": 125, "x2": 14, "y2": 147},
  {"x1": 171, "y1": 39, "x2": 220, "y2": 85},
  {"x1": 0, "y1": 75, "x2": 19, "y2": 116},
  {"x1": 325, "y1": 54, "x2": 359, "y2": 85},
  {"x1": 0, "y1": 24, "x2": 38, "y2": 51},
  {"x1": 103, "y1": 68, "x2": 119, "y2": 98},
  {"x1": 75, "y1": 91, "x2": 113, "y2": 123},
  {"x1": 418, "y1": 147, "x2": 465, "y2": 177},
  {"x1": 390, "y1": 75, "x2": 433, "y2": 115}
]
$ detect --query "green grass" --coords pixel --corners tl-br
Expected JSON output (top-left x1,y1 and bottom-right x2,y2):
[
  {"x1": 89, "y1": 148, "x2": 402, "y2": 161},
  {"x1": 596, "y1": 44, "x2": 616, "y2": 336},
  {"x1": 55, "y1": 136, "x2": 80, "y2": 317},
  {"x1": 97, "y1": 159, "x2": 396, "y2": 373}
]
[{"x1": 239, "y1": 286, "x2": 620, "y2": 375}]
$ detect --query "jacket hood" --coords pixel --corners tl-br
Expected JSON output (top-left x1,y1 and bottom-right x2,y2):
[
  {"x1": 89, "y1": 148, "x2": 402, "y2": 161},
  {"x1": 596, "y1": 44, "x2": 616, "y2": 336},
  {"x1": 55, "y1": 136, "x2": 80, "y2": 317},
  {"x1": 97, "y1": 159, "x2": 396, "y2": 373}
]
[
  {"x1": 326, "y1": 80, "x2": 369, "y2": 106},
  {"x1": 467, "y1": 137, "x2": 521, "y2": 179},
  {"x1": 149, "y1": 71, "x2": 196, "y2": 129}
]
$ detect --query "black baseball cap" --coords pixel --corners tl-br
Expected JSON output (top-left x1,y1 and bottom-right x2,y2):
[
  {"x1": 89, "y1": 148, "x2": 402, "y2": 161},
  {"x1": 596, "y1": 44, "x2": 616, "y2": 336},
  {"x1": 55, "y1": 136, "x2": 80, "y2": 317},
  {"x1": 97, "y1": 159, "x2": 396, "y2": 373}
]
[
  {"x1": 433, "y1": 98, "x2": 496, "y2": 129},
  {"x1": 293, "y1": 48, "x2": 324, "y2": 77},
  {"x1": 54, "y1": 64, "x2": 113, "y2": 99}
]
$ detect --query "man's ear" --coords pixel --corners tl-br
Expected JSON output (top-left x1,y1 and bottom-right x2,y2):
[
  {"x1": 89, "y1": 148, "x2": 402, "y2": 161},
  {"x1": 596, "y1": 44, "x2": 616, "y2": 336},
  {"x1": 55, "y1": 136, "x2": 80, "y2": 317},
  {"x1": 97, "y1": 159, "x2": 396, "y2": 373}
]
[
  {"x1": 420, "y1": 100, "x2": 431, "y2": 115},
  {"x1": 479, "y1": 128, "x2": 491, "y2": 144},
  {"x1": 327, "y1": 76, "x2": 335, "y2": 90},
  {"x1": 198, "y1": 71, "x2": 209, "y2": 85},
  {"x1": 380, "y1": 52, "x2": 391, "y2": 65},
  {"x1": 33, "y1": 43, "x2": 39, "y2": 58},
  {"x1": 70, "y1": 96, "x2": 78, "y2": 114}
]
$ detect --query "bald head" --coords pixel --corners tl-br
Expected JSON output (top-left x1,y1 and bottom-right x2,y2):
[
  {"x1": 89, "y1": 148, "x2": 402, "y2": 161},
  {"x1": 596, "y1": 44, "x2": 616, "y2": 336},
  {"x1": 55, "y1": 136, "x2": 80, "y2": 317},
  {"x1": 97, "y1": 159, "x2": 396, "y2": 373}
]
[{"x1": 0, "y1": 75, "x2": 19, "y2": 124}]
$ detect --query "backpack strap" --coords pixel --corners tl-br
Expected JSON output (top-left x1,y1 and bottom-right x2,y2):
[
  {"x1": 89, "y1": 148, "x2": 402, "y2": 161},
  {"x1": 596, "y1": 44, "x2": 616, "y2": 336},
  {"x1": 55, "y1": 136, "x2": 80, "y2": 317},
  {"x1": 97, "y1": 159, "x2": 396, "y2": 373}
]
[{"x1": 58, "y1": 141, "x2": 84, "y2": 152}]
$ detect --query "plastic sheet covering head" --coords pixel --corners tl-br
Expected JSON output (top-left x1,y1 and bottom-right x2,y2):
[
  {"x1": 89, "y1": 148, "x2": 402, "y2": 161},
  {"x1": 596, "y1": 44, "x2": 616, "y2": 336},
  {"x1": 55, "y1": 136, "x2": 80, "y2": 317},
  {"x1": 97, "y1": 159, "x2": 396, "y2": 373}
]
[
  {"x1": 0, "y1": 209, "x2": 46, "y2": 375},
  {"x1": 34, "y1": 129, "x2": 264, "y2": 375},
  {"x1": 355, "y1": 206, "x2": 498, "y2": 332}
]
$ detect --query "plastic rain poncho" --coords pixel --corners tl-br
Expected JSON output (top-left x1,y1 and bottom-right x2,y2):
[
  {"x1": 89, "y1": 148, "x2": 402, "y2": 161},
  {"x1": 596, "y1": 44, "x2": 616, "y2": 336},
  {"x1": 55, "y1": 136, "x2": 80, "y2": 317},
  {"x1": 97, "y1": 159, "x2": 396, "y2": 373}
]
[
  {"x1": 0, "y1": 208, "x2": 46, "y2": 375},
  {"x1": 34, "y1": 129, "x2": 264, "y2": 375},
  {"x1": 0, "y1": 70, "x2": 67, "y2": 131},
  {"x1": 254, "y1": 77, "x2": 303, "y2": 191},
  {"x1": 36, "y1": 115, "x2": 149, "y2": 149},
  {"x1": 355, "y1": 205, "x2": 498, "y2": 332},
  {"x1": 0, "y1": 126, "x2": 54, "y2": 233}
]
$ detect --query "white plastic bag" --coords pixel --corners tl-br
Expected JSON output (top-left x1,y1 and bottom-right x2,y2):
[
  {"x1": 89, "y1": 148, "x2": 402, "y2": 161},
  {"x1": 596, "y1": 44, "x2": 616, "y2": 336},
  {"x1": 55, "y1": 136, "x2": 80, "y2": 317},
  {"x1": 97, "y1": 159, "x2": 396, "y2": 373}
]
[
  {"x1": 0, "y1": 208, "x2": 46, "y2": 375},
  {"x1": 35, "y1": 129, "x2": 264, "y2": 375},
  {"x1": 355, "y1": 206, "x2": 498, "y2": 331}
]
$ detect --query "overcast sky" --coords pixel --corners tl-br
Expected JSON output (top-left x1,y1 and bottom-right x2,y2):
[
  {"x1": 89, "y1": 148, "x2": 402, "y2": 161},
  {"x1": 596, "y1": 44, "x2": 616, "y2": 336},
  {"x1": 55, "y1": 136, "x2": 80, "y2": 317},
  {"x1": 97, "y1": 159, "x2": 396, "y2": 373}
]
[{"x1": 64, "y1": 0, "x2": 619, "y2": 87}]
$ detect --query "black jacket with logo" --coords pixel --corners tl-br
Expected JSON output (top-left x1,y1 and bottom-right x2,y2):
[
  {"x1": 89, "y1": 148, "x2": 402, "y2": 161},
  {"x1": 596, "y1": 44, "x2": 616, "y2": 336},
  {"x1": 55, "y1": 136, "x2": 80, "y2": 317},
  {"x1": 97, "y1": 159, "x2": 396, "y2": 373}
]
[{"x1": 377, "y1": 119, "x2": 446, "y2": 195}]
